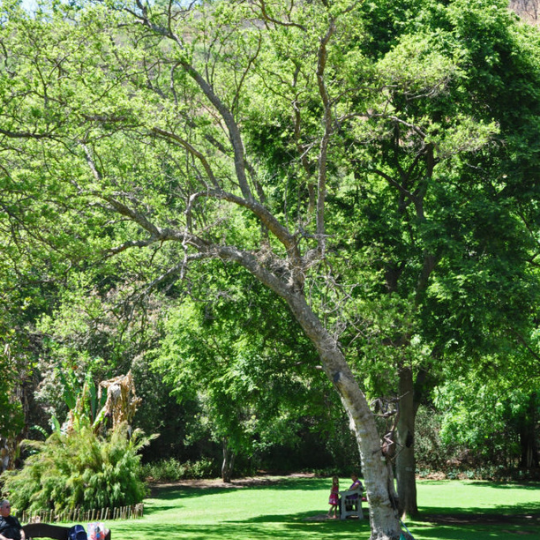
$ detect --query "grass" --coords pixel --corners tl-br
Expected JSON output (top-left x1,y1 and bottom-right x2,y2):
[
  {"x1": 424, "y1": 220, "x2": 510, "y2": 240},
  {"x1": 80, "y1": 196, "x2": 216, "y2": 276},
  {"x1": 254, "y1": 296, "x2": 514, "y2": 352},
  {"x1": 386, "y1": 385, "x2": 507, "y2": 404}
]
[{"x1": 102, "y1": 477, "x2": 540, "y2": 540}]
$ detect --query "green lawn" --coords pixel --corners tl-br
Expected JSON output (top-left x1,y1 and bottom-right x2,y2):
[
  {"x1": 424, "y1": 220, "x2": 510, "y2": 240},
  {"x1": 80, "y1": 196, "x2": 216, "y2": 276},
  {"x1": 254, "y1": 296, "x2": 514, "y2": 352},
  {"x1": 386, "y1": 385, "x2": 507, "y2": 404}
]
[{"x1": 106, "y1": 477, "x2": 540, "y2": 540}]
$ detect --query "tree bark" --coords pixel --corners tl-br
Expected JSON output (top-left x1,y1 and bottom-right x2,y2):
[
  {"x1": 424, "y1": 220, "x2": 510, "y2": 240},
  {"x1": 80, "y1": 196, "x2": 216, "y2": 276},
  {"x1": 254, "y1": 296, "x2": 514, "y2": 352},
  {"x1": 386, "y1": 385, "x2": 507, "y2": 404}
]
[
  {"x1": 518, "y1": 393, "x2": 539, "y2": 469},
  {"x1": 396, "y1": 367, "x2": 418, "y2": 518},
  {"x1": 221, "y1": 439, "x2": 235, "y2": 483},
  {"x1": 284, "y1": 292, "x2": 406, "y2": 540}
]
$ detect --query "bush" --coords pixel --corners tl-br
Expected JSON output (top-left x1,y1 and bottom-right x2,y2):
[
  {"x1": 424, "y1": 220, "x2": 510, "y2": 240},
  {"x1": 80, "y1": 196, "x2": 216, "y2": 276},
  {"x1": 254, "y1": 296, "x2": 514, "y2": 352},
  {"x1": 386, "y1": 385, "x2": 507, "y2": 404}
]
[
  {"x1": 141, "y1": 458, "x2": 187, "y2": 482},
  {"x1": 141, "y1": 457, "x2": 219, "y2": 482},
  {"x1": 1, "y1": 423, "x2": 151, "y2": 513},
  {"x1": 415, "y1": 406, "x2": 451, "y2": 471}
]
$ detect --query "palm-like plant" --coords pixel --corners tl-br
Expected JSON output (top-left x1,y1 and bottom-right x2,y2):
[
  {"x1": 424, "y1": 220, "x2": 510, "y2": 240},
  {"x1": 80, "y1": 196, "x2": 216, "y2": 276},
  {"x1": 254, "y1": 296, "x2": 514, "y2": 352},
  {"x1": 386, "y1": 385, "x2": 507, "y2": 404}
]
[{"x1": 1, "y1": 423, "x2": 152, "y2": 513}]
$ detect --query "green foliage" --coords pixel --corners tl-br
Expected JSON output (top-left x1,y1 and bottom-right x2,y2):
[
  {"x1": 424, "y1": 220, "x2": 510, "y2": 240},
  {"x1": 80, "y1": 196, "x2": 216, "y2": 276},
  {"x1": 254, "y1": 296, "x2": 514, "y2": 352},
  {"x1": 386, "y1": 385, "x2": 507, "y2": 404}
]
[
  {"x1": 0, "y1": 2, "x2": 540, "y2": 523},
  {"x1": 1, "y1": 423, "x2": 152, "y2": 513},
  {"x1": 0, "y1": 346, "x2": 24, "y2": 439},
  {"x1": 148, "y1": 263, "x2": 361, "y2": 475},
  {"x1": 414, "y1": 406, "x2": 448, "y2": 472},
  {"x1": 153, "y1": 274, "x2": 339, "y2": 471},
  {"x1": 141, "y1": 457, "x2": 219, "y2": 482},
  {"x1": 434, "y1": 376, "x2": 537, "y2": 466},
  {"x1": 32, "y1": 273, "x2": 169, "y2": 449}
]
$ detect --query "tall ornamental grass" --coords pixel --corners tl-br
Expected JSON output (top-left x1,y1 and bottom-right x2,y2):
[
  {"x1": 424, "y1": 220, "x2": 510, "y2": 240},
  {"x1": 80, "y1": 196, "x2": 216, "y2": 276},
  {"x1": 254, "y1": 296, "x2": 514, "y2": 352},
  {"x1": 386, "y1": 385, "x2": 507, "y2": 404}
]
[{"x1": 1, "y1": 423, "x2": 151, "y2": 513}]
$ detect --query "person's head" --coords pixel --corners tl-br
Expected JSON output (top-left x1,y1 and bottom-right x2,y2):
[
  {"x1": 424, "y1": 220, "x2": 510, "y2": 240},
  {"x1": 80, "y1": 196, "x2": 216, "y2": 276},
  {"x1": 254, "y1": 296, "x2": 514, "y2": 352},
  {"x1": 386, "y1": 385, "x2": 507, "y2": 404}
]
[
  {"x1": 332, "y1": 476, "x2": 339, "y2": 486},
  {"x1": 0, "y1": 500, "x2": 11, "y2": 518},
  {"x1": 351, "y1": 474, "x2": 358, "y2": 481}
]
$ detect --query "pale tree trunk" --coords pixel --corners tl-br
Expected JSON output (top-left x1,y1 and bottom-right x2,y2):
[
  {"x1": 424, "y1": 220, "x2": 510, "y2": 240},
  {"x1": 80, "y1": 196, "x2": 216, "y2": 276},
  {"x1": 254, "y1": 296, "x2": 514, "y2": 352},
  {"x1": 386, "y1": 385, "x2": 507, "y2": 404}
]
[
  {"x1": 90, "y1": 6, "x2": 412, "y2": 536},
  {"x1": 285, "y1": 293, "x2": 406, "y2": 540},
  {"x1": 396, "y1": 367, "x2": 418, "y2": 518}
]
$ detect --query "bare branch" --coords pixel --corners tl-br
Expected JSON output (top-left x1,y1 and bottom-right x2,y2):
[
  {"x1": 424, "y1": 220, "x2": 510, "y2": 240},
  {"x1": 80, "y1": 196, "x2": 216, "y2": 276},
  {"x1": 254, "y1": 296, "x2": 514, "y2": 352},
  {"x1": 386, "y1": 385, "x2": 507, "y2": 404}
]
[
  {"x1": 315, "y1": 20, "x2": 336, "y2": 253},
  {"x1": 0, "y1": 128, "x2": 53, "y2": 139},
  {"x1": 185, "y1": 187, "x2": 300, "y2": 260},
  {"x1": 151, "y1": 127, "x2": 220, "y2": 188},
  {"x1": 372, "y1": 167, "x2": 424, "y2": 218},
  {"x1": 143, "y1": 252, "x2": 208, "y2": 294},
  {"x1": 108, "y1": 238, "x2": 161, "y2": 255},
  {"x1": 254, "y1": 0, "x2": 307, "y2": 31}
]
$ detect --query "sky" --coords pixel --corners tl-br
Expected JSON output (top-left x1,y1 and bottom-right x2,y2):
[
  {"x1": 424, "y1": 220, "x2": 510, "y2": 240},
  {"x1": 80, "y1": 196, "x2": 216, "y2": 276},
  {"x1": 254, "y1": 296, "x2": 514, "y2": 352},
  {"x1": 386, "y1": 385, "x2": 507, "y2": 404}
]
[{"x1": 20, "y1": 0, "x2": 39, "y2": 11}]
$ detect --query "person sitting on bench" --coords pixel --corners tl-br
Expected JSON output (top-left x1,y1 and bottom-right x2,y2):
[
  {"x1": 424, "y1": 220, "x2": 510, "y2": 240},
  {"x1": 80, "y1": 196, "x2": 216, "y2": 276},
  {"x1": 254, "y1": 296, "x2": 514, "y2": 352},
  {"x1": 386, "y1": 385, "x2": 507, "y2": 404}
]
[{"x1": 341, "y1": 474, "x2": 363, "y2": 512}]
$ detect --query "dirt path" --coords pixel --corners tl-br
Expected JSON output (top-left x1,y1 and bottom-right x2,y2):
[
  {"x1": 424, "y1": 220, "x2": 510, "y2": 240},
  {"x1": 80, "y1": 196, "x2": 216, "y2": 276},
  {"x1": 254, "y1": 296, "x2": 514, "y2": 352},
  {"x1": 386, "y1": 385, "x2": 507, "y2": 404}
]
[{"x1": 148, "y1": 472, "x2": 315, "y2": 491}]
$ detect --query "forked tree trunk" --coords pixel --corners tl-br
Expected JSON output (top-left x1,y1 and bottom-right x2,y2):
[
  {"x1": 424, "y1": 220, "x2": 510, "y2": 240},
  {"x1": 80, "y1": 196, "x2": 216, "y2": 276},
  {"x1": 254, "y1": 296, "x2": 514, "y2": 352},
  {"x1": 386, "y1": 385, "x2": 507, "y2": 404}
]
[
  {"x1": 285, "y1": 293, "x2": 406, "y2": 540},
  {"x1": 396, "y1": 367, "x2": 418, "y2": 518}
]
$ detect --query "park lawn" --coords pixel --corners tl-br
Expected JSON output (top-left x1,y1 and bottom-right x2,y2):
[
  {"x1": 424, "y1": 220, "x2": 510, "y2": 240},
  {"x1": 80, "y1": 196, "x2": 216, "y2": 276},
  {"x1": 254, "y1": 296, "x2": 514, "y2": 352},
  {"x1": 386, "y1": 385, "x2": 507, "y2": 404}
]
[
  {"x1": 106, "y1": 477, "x2": 540, "y2": 540},
  {"x1": 411, "y1": 479, "x2": 540, "y2": 539}
]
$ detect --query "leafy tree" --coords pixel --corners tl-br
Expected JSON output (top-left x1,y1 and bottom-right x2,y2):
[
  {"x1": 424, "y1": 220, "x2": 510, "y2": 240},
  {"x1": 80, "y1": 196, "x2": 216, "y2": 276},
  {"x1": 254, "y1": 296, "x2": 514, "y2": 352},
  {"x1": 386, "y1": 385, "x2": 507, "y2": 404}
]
[
  {"x1": 34, "y1": 275, "x2": 165, "y2": 427},
  {"x1": 0, "y1": 236, "x2": 51, "y2": 460},
  {"x1": 304, "y1": 0, "x2": 540, "y2": 514},
  {"x1": 434, "y1": 339, "x2": 540, "y2": 471},
  {"x1": 154, "y1": 268, "x2": 333, "y2": 481},
  {"x1": 0, "y1": 3, "x2": 408, "y2": 536},
  {"x1": 436, "y1": 382, "x2": 539, "y2": 470},
  {"x1": 2, "y1": 1, "x2": 540, "y2": 536}
]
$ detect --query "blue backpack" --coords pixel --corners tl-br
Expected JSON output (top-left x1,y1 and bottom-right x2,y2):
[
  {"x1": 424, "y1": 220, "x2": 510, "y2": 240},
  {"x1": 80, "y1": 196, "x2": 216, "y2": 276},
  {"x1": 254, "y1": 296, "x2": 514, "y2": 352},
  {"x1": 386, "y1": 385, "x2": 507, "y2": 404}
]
[{"x1": 68, "y1": 525, "x2": 88, "y2": 540}]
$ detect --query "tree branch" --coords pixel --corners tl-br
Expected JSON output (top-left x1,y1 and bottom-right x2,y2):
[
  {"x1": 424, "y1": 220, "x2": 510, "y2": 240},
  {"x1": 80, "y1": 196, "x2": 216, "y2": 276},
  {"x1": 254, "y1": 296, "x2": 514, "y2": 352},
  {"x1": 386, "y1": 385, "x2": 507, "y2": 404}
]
[
  {"x1": 254, "y1": 0, "x2": 307, "y2": 31},
  {"x1": 151, "y1": 127, "x2": 220, "y2": 189},
  {"x1": 315, "y1": 20, "x2": 336, "y2": 253},
  {"x1": 0, "y1": 128, "x2": 53, "y2": 139}
]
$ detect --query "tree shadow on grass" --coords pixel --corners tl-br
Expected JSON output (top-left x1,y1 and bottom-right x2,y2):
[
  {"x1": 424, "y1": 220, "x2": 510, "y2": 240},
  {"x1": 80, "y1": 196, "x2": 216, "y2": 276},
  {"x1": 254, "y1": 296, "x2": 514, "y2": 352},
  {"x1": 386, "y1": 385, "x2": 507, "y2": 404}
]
[
  {"x1": 466, "y1": 481, "x2": 540, "y2": 491},
  {"x1": 416, "y1": 502, "x2": 540, "y2": 538},
  {"x1": 149, "y1": 476, "x2": 331, "y2": 495},
  {"x1": 419, "y1": 480, "x2": 540, "y2": 491},
  {"x1": 112, "y1": 518, "x2": 371, "y2": 540},
  {"x1": 113, "y1": 517, "x2": 539, "y2": 540},
  {"x1": 408, "y1": 523, "x2": 539, "y2": 540},
  {"x1": 226, "y1": 511, "x2": 369, "y2": 524},
  {"x1": 419, "y1": 501, "x2": 540, "y2": 518}
]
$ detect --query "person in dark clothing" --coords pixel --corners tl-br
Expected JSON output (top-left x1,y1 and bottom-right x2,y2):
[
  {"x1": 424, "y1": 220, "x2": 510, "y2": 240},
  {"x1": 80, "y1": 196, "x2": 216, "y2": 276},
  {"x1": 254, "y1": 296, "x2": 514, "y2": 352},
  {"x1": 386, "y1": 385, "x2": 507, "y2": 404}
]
[{"x1": 0, "y1": 500, "x2": 25, "y2": 540}]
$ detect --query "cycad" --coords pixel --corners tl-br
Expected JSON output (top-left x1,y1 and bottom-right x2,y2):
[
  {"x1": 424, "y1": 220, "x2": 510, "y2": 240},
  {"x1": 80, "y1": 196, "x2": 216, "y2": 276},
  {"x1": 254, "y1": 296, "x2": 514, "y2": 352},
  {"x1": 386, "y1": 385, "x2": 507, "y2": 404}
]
[{"x1": 1, "y1": 423, "x2": 153, "y2": 513}]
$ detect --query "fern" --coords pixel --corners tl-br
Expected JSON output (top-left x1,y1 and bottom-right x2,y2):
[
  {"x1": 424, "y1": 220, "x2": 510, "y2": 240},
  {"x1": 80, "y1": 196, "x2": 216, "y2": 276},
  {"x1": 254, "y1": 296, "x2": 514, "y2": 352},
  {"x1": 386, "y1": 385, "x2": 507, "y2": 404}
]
[{"x1": 1, "y1": 423, "x2": 154, "y2": 513}]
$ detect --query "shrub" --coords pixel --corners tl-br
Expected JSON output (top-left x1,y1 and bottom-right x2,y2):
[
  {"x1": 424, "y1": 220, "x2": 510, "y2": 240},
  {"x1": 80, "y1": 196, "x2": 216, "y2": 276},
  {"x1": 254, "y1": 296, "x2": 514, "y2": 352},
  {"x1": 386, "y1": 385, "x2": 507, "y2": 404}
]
[
  {"x1": 141, "y1": 457, "x2": 219, "y2": 482},
  {"x1": 1, "y1": 423, "x2": 152, "y2": 513},
  {"x1": 188, "y1": 458, "x2": 218, "y2": 479},
  {"x1": 141, "y1": 458, "x2": 187, "y2": 482}
]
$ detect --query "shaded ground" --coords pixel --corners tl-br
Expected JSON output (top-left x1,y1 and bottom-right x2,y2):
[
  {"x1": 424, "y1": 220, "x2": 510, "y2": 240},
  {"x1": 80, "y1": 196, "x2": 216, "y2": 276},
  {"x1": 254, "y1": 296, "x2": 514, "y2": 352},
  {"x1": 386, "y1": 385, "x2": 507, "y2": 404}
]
[
  {"x1": 148, "y1": 472, "x2": 315, "y2": 492},
  {"x1": 421, "y1": 512, "x2": 540, "y2": 528}
]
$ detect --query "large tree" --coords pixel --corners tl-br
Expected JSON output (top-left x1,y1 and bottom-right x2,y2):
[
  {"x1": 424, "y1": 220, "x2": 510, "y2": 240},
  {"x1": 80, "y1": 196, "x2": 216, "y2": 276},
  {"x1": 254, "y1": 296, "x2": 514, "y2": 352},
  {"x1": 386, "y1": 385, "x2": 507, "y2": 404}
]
[
  {"x1": 330, "y1": 0, "x2": 540, "y2": 515},
  {"x1": 154, "y1": 267, "x2": 340, "y2": 482},
  {"x1": 240, "y1": 0, "x2": 540, "y2": 515},
  {"x1": 1, "y1": 2, "x2": 406, "y2": 536},
  {"x1": 2, "y1": 0, "x2": 540, "y2": 536}
]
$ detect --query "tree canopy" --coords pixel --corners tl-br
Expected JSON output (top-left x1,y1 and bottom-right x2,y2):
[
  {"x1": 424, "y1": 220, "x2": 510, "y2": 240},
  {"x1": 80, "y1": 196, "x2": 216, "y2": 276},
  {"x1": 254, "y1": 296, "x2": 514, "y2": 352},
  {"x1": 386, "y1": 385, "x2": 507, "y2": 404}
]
[{"x1": 1, "y1": 0, "x2": 540, "y2": 537}]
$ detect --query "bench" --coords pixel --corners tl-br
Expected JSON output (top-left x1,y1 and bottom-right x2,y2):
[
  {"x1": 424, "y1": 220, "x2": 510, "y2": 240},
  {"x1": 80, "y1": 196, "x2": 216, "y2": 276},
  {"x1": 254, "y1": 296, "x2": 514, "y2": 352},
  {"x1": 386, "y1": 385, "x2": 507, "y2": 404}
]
[
  {"x1": 339, "y1": 487, "x2": 363, "y2": 520},
  {"x1": 23, "y1": 524, "x2": 111, "y2": 540}
]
